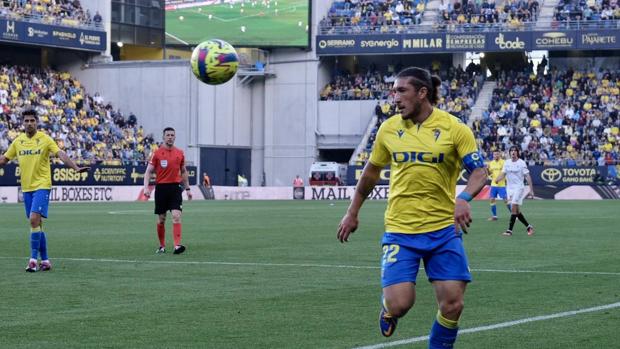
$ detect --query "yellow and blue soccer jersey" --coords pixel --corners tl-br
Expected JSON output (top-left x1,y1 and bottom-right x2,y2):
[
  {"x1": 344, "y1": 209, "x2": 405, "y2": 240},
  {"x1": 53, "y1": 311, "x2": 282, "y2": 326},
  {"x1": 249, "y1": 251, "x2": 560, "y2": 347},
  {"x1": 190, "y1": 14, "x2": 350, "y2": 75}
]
[
  {"x1": 488, "y1": 159, "x2": 506, "y2": 187},
  {"x1": 369, "y1": 109, "x2": 480, "y2": 234},
  {"x1": 3, "y1": 131, "x2": 60, "y2": 192}
]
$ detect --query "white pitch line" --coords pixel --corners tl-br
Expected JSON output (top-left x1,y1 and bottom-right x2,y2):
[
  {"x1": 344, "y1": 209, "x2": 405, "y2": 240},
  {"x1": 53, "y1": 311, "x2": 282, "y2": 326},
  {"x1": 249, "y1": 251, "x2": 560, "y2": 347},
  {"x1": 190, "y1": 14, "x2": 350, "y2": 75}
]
[
  {"x1": 107, "y1": 210, "x2": 151, "y2": 215},
  {"x1": 0, "y1": 257, "x2": 379, "y2": 269},
  {"x1": 0, "y1": 257, "x2": 618, "y2": 275},
  {"x1": 353, "y1": 302, "x2": 620, "y2": 349},
  {"x1": 472, "y1": 268, "x2": 620, "y2": 276},
  {"x1": 164, "y1": 31, "x2": 189, "y2": 45}
]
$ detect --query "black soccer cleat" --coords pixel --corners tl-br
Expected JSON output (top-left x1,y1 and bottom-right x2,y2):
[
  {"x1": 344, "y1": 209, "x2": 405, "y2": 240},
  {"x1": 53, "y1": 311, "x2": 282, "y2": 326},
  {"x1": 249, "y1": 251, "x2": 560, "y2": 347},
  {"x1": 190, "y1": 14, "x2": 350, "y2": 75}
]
[
  {"x1": 173, "y1": 245, "x2": 186, "y2": 255},
  {"x1": 26, "y1": 259, "x2": 38, "y2": 272}
]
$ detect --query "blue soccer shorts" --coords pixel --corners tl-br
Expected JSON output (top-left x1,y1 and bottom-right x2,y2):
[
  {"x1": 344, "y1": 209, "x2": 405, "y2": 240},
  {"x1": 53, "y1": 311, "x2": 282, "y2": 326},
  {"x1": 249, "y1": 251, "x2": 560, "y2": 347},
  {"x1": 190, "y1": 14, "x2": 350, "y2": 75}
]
[
  {"x1": 489, "y1": 186, "x2": 507, "y2": 200},
  {"x1": 23, "y1": 189, "x2": 51, "y2": 219},
  {"x1": 380, "y1": 225, "x2": 472, "y2": 288}
]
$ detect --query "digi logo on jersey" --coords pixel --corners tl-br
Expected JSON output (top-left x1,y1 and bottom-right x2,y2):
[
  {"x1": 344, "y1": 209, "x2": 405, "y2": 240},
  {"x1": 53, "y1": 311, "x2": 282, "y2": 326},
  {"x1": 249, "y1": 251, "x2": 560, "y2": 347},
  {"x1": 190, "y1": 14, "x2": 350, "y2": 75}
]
[
  {"x1": 392, "y1": 151, "x2": 445, "y2": 164},
  {"x1": 18, "y1": 149, "x2": 42, "y2": 156}
]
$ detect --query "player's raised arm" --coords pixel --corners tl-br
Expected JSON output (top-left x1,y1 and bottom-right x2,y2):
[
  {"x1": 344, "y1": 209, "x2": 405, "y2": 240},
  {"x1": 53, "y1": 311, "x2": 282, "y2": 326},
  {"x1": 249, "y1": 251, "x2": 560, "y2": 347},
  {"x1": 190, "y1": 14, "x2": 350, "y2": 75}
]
[
  {"x1": 337, "y1": 161, "x2": 382, "y2": 243},
  {"x1": 56, "y1": 150, "x2": 89, "y2": 173}
]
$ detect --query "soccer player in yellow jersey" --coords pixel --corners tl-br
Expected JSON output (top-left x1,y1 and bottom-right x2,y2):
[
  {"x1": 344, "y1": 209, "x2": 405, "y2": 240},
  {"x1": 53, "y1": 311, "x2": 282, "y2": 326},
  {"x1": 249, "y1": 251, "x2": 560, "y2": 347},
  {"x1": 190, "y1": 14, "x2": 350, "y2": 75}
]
[
  {"x1": 486, "y1": 150, "x2": 510, "y2": 221},
  {"x1": 337, "y1": 67, "x2": 488, "y2": 348},
  {"x1": 0, "y1": 109, "x2": 88, "y2": 272}
]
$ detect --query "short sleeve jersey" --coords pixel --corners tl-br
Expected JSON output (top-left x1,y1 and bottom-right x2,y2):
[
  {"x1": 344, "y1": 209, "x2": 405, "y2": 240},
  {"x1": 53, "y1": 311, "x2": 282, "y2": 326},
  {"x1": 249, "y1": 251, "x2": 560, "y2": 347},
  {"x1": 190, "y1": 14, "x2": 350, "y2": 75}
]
[
  {"x1": 369, "y1": 109, "x2": 480, "y2": 234},
  {"x1": 502, "y1": 159, "x2": 529, "y2": 188},
  {"x1": 149, "y1": 146, "x2": 185, "y2": 184},
  {"x1": 3, "y1": 131, "x2": 60, "y2": 192},
  {"x1": 488, "y1": 159, "x2": 507, "y2": 187}
]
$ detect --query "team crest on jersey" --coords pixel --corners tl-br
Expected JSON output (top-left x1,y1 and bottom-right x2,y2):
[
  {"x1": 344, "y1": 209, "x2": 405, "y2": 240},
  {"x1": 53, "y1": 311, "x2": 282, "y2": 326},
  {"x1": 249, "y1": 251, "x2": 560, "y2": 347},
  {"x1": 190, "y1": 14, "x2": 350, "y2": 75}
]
[
  {"x1": 397, "y1": 130, "x2": 405, "y2": 138},
  {"x1": 161, "y1": 160, "x2": 168, "y2": 168},
  {"x1": 433, "y1": 129, "x2": 441, "y2": 141}
]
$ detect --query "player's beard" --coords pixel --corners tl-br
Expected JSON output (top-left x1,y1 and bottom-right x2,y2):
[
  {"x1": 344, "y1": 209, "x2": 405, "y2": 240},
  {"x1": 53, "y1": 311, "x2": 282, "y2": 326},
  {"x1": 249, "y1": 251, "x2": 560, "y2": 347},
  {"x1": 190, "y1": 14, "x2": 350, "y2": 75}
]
[
  {"x1": 402, "y1": 99, "x2": 422, "y2": 121},
  {"x1": 25, "y1": 124, "x2": 36, "y2": 137}
]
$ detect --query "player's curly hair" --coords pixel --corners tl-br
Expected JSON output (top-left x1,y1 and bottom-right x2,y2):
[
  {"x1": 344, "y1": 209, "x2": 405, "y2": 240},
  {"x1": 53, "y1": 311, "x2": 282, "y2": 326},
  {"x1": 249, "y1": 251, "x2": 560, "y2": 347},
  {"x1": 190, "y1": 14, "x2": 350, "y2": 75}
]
[{"x1": 395, "y1": 67, "x2": 442, "y2": 105}]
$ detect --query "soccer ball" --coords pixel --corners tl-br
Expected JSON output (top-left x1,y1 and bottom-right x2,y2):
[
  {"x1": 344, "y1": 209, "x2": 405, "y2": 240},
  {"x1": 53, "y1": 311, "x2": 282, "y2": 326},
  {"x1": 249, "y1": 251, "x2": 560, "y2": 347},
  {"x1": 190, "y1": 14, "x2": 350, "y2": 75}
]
[{"x1": 190, "y1": 39, "x2": 239, "y2": 85}]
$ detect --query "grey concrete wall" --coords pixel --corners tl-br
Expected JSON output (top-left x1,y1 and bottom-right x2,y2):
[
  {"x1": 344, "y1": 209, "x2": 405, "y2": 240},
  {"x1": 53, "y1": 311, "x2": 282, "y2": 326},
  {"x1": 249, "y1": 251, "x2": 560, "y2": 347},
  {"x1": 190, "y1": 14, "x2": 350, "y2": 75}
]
[
  {"x1": 260, "y1": 49, "x2": 318, "y2": 186},
  {"x1": 317, "y1": 100, "x2": 375, "y2": 137}
]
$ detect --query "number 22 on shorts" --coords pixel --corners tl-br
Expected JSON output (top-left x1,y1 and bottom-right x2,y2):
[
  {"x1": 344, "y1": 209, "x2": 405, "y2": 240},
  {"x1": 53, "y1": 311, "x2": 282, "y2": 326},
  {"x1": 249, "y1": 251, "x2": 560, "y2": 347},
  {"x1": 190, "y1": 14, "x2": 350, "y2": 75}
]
[{"x1": 382, "y1": 244, "x2": 400, "y2": 264}]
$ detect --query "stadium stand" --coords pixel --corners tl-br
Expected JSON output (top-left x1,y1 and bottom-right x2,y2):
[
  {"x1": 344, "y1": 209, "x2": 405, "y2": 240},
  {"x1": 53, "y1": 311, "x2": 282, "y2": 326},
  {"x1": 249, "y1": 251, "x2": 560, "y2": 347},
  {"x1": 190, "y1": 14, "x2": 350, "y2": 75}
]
[
  {"x1": 345, "y1": 63, "x2": 618, "y2": 168},
  {"x1": 437, "y1": 0, "x2": 540, "y2": 30},
  {"x1": 478, "y1": 67, "x2": 619, "y2": 166},
  {"x1": 320, "y1": 0, "x2": 428, "y2": 34},
  {"x1": 321, "y1": 62, "x2": 483, "y2": 104},
  {"x1": 554, "y1": 0, "x2": 619, "y2": 22},
  {"x1": 0, "y1": 0, "x2": 101, "y2": 28},
  {"x1": 0, "y1": 65, "x2": 156, "y2": 165},
  {"x1": 320, "y1": 69, "x2": 395, "y2": 100}
]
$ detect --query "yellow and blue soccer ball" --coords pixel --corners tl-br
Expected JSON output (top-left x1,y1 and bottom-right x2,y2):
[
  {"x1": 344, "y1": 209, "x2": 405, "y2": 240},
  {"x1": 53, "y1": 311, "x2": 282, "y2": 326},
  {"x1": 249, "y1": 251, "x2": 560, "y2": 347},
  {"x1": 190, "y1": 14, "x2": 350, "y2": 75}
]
[{"x1": 190, "y1": 39, "x2": 239, "y2": 85}]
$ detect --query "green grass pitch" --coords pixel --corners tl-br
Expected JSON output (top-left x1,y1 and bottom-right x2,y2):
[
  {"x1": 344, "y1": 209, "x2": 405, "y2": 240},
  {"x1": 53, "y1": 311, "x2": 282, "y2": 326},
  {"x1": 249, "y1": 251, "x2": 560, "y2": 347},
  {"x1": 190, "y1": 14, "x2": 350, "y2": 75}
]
[
  {"x1": 165, "y1": 0, "x2": 309, "y2": 47},
  {"x1": 0, "y1": 200, "x2": 619, "y2": 348}
]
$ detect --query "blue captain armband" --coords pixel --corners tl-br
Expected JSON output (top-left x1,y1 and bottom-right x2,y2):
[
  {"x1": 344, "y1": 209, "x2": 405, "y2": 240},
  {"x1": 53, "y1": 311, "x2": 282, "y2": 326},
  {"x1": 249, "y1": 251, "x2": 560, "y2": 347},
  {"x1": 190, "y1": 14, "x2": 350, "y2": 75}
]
[
  {"x1": 462, "y1": 151, "x2": 485, "y2": 173},
  {"x1": 457, "y1": 192, "x2": 473, "y2": 202}
]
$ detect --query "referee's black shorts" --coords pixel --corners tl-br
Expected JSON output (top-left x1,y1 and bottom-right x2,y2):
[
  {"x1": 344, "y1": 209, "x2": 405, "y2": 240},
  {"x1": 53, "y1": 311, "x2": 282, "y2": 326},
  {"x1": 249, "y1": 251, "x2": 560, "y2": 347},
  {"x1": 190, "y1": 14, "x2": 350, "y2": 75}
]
[{"x1": 154, "y1": 183, "x2": 183, "y2": 214}]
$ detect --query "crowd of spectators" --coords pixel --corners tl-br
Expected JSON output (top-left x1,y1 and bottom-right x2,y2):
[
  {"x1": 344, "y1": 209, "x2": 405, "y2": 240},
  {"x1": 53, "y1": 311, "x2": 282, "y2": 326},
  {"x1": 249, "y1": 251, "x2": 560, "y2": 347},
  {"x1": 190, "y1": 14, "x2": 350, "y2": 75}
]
[
  {"x1": 0, "y1": 0, "x2": 102, "y2": 28},
  {"x1": 438, "y1": 0, "x2": 539, "y2": 31},
  {"x1": 475, "y1": 66, "x2": 619, "y2": 167},
  {"x1": 321, "y1": 61, "x2": 483, "y2": 103},
  {"x1": 320, "y1": 0, "x2": 428, "y2": 34},
  {"x1": 320, "y1": 66, "x2": 398, "y2": 101},
  {"x1": 0, "y1": 65, "x2": 156, "y2": 165},
  {"x1": 554, "y1": 0, "x2": 620, "y2": 25},
  {"x1": 349, "y1": 62, "x2": 619, "y2": 170}
]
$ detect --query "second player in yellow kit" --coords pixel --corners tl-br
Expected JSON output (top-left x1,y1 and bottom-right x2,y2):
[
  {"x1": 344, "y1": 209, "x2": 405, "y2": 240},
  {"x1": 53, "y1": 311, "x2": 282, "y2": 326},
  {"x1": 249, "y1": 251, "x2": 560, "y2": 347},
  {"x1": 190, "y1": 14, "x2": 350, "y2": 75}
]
[
  {"x1": 486, "y1": 151, "x2": 510, "y2": 221},
  {"x1": 5, "y1": 131, "x2": 60, "y2": 192},
  {"x1": 0, "y1": 109, "x2": 88, "y2": 272}
]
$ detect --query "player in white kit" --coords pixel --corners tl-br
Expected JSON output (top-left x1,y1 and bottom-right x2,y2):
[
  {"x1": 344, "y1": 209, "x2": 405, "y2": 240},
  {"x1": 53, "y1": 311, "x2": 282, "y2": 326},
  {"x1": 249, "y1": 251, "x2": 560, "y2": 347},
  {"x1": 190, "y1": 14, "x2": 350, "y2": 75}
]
[{"x1": 495, "y1": 146, "x2": 535, "y2": 236}]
